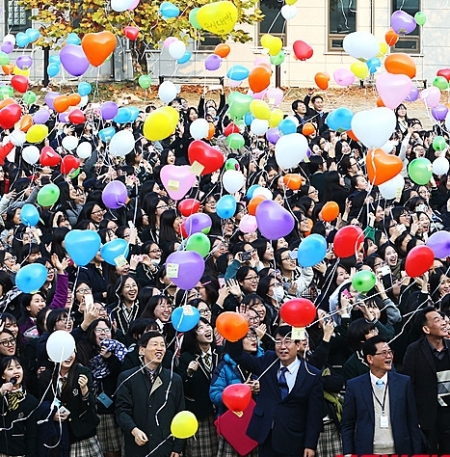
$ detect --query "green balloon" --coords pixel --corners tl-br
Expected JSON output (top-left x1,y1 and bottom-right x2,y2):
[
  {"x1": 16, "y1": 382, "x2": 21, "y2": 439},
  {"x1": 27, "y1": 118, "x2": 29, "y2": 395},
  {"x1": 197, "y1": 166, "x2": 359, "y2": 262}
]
[
  {"x1": 189, "y1": 8, "x2": 202, "y2": 30},
  {"x1": 351, "y1": 270, "x2": 377, "y2": 293},
  {"x1": 225, "y1": 157, "x2": 240, "y2": 170},
  {"x1": 270, "y1": 51, "x2": 285, "y2": 66},
  {"x1": 69, "y1": 168, "x2": 80, "y2": 179},
  {"x1": 408, "y1": 157, "x2": 432, "y2": 185},
  {"x1": 186, "y1": 232, "x2": 211, "y2": 258},
  {"x1": 433, "y1": 76, "x2": 448, "y2": 91},
  {"x1": 0, "y1": 52, "x2": 9, "y2": 66},
  {"x1": 0, "y1": 86, "x2": 12, "y2": 100},
  {"x1": 433, "y1": 135, "x2": 447, "y2": 152},
  {"x1": 414, "y1": 11, "x2": 426, "y2": 26},
  {"x1": 23, "y1": 90, "x2": 37, "y2": 105},
  {"x1": 37, "y1": 184, "x2": 60, "y2": 207},
  {"x1": 226, "y1": 134, "x2": 245, "y2": 150},
  {"x1": 138, "y1": 75, "x2": 152, "y2": 89},
  {"x1": 228, "y1": 92, "x2": 253, "y2": 120}
]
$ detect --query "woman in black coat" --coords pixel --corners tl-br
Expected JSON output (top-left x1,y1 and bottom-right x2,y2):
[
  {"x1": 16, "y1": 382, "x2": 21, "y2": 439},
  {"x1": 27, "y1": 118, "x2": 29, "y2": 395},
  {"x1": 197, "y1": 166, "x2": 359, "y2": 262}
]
[{"x1": 323, "y1": 171, "x2": 350, "y2": 214}]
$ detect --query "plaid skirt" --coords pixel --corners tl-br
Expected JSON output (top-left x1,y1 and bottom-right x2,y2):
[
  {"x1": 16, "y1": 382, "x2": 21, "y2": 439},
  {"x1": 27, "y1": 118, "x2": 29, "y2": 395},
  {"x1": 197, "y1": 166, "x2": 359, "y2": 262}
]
[
  {"x1": 70, "y1": 435, "x2": 103, "y2": 457},
  {"x1": 217, "y1": 435, "x2": 258, "y2": 457},
  {"x1": 316, "y1": 422, "x2": 342, "y2": 457},
  {"x1": 96, "y1": 413, "x2": 123, "y2": 452},
  {"x1": 184, "y1": 414, "x2": 218, "y2": 457}
]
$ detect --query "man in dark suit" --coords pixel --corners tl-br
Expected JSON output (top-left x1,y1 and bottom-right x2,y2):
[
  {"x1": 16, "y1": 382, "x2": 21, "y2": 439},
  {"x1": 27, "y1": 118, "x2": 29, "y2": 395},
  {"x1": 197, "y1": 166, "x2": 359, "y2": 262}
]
[
  {"x1": 229, "y1": 325, "x2": 323, "y2": 457},
  {"x1": 341, "y1": 335, "x2": 421, "y2": 455},
  {"x1": 304, "y1": 91, "x2": 328, "y2": 133}
]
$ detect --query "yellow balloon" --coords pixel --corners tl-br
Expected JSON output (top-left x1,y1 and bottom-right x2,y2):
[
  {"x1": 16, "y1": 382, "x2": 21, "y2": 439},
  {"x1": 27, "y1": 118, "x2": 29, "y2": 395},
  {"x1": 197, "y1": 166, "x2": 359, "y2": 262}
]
[
  {"x1": 268, "y1": 37, "x2": 282, "y2": 56},
  {"x1": 269, "y1": 108, "x2": 284, "y2": 128},
  {"x1": 260, "y1": 34, "x2": 272, "y2": 49},
  {"x1": 159, "y1": 106, "x2": 179, "y2": 128},
  {"x1": 143, "y1": 107, "x2": 179, "y2": 142},
  {"x1": 350, "y1": 61, "x2": 369, "y2": 79},
  {"x1": 171, "y1": 411, "x2": 199, "y2": 439},
  {"x1": 13, "y1": 66, "x2": 29, "y2": 77},
  {"x1": 26, "y1": 124, "x2": 48, "y2": 144},
  {"x1": 285, "y1": 0, "x2": 297, "y2": 4},
  {"x1": 250, "y1": 100, "x2": 271, "y2": 120},
  {"x1": 378, "y1": 42, "x2": 389, "y2": 57},
  {"x1": 197, "y1": 1, "x2": 238, "y2": 35}
]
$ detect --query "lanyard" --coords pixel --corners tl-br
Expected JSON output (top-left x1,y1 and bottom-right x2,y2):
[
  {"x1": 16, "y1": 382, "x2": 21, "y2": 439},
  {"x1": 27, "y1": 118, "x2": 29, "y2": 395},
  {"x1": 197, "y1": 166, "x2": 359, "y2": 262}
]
[{"x1": 371, "y1": 381, "x2": 388, "y2": 414}]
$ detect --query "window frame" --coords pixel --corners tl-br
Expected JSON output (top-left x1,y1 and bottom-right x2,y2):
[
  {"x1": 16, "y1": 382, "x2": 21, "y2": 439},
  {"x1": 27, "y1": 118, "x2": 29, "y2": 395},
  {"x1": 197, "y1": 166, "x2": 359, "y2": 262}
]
[
  {"x1": 391, "y1": 0, "x2": 421, "y2": 54},
  {"x1": 7, "y1": 0, "x2": 31, "y2": 35},
  {"x1": 327, "y1": 0, "x2": 357, "y2": 52},
  {"x1": 258, "y1": 0, "x2": 287, "y2": 47}
]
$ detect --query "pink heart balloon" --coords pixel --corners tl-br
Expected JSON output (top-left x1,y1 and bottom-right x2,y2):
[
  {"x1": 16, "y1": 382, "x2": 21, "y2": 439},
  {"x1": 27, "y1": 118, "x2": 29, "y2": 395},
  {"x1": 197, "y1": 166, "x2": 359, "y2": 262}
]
[
  {"x1": 160, "y1": 165, "x2": 196, "y2": 201},
  {"x1": 376, "y1": 72, "x2": 412, "y2": 110},
  {"x1": 420, "y1": 87, "x2": 441, "y2": 108},
  {"x1": 239, "y1": 214, "x2": 258, "y2": 233}
]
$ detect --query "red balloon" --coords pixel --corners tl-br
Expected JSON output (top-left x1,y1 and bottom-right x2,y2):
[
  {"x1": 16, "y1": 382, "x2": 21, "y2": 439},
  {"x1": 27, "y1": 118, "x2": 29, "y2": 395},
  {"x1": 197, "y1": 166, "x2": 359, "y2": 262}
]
[
  {"x1": 11, "y1": 75, "x2": 29, "y2": 93},
  {"x1": 180, "y1": 220, "x2": 188, "y2": 239},
  {"x1": 224, "y1": 123, "x2": 240, "y2": 137},
  {"x1": 0, "y1": 142, "x2": 14, "y2": 165},
  {"x1": 40, "y1": 146, "x2": 61, "y2": 167},
  {"x1": 405, "y1": 246, "x2": 434, "y2": 278},
  {"x1": 188, "y1": 140, "x2": 225, "y2": 176},
  {"x1": 222, "y1": 384, "x2": 252, "y2": 413},
  {"x1": 60, "y1": 155, "x2": 80, "y2": 175},
  {"x1": 0, "y1": 104, "x2": 22, "y2": 129},
  {"x1": 68, "y1": 109, "x2": 85, "y2": 125},
  {"x1": 178, "y1": 199, "x2": 200, "y2": 217},
  {"x1": 124, "y1": 26, "x2": 139, "y2": 41},
  {"x1": 437, "y1": 68, "x2": 450, "y2": 82},
  {"x1": 280, "y1": 298, "x2": 316, "y2": 328},
  {"x1": 333, "y1": 225, "x2": 364, "y2": 258},
  {"x1": 293, "y1": 40, "x2": 313, "y2": 61}
]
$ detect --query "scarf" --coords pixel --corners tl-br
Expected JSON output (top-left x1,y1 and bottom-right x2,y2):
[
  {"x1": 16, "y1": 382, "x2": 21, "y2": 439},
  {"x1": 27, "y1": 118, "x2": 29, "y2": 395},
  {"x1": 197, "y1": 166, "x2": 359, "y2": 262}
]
[{"x1": 89, "y1": 339, "x2": 127, "y2": 385}]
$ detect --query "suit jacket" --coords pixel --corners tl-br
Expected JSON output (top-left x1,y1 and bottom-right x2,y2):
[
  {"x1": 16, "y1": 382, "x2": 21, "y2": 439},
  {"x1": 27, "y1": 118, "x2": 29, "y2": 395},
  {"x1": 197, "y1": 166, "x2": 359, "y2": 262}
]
[
  {"x1": 341, "y1": 371, "x2": 421, "y2": 455},
  {"x1": 402, "y1": 336, "x2": 450, "y2": 430},
  {"x1": 229, "y1": 342, "x2": 323, "y2": 455}
]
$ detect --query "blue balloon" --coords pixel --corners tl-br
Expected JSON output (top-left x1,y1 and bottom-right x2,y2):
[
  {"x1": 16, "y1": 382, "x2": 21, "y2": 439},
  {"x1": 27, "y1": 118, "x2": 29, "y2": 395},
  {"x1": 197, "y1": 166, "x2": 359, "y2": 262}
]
[
  {"x1": 16, "y1": 264, "x2": 48, "y2": 293},
  {"x1": 171, "y1": 306, "x2": 200, "y2": 332},
  {"x1": 98, "y1": 127, "x2": 116, "y2": 143},
  {"x1": 160, "y1": 1, "x2": 180, "y2": 18},
  {"x1": 26, "y1": 28, "x2": 41, "y2": 42},
  {"x1": 278, "y1": 118, "x2": 297, "y2": 135},
  {"x1": 244, "y1": 112, "x2": 254, "y2": 126},
  {"x1": 246, "y1": 184, "x2": 260, "y2": 199},
  {"x1": 297, "y1": 234, "x2": 327, "y2": 267},
  {"x1": 101, "y1": 239, "x2": 130, "y2": 266},
  {"x1": 326, "y1": 107, "x2": 353, "y2": 132},
  {"x1": 127, "y1": 106, "x2": 140, "y2": 122},
  {"x1": 177, "y1": 51, "x2": 192, "y2": 65},
  {"x1": 65, "y1": 230, "x2": 101, "y2": 266},
  {"x1": 66, "y1": 33, "x2": 81, "y2": 45},
  {"x1": 367, "y1": 57, "x2": 382, "y2": 74},
  {"x1": 113, "y1": 107, "x2": 132, "y2": 124},
  {"x1": 16, "y1": 32, "x2": 30, "y2": 48},
  {"x1": 216, "y1": 195, "x2": 237, "y2": 219},
  {"x1": 20, "y1": 204, "x2": 40, "y2": 227},
  {"x1": 49, "y1": 56, "x2": 61, "y2": 65},
  {"x1": 47, "y1": 63, "x2": 60, "y2": 78},
  {"x1": 227, "y1": 65, "x2": 250, "y2": 81},
  {"x1": 78, "y1": 82, "x2": 92, "y2": 96}
]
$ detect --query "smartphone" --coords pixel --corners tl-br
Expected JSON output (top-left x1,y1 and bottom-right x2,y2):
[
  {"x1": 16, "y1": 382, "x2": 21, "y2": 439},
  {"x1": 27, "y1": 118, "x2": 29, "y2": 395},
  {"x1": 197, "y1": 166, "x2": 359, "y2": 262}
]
[
  {"x1": 218, "y1": 277, "x2": 225, "y2": 288},
  {"x1": 397, "y1": 224, "x2": 406, "y2": 233},
  {"x1": 412, "y1": 214, "x2": 418, "y2": 224},
  {"x1": 241, "y1": 251, "x2": 252, "y2": 261},
  {"x1": 342, "y1": 289, "x2": 352, "y2": 299},
  {"x1": 380, "y1": 265, "x2": 391, "y2": 277},
  {"x1": 84, "y1": 294, "x2": 94, "y2": 307},
  {"x1": 58, "y1": 406, "x2": 71, "y2": 416}
]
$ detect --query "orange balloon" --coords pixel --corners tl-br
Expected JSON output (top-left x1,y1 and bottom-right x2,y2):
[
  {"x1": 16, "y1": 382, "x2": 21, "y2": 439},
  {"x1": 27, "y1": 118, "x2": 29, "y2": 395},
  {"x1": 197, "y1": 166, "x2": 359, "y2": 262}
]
[
  {"x1": 385, "y1": 29, "x2": 399, "y2": 46},
  {"x1": 302, "y1": 123, "x2": 315, "y2": 136},
  {"x1": 384, "y1": 53, "x2": 416, "y2": 79},
  {"x1": 248, "y1": 66, "x2": 272, "y2": 94},
  {"x1": 347, "y1": 129, "x2": 359, "y2": 142},
  {"x1": 81, "y1": 31, "x2": 117, "y2": 67},
  {"x1": 206, "y1": 122, "x2": 215, "y2": 140},
  {"x1": 248, "y1": 195, "x2": 267, "y2": 216},
  {"x1": 2, "y1": 64, "x2": 14, "y2": 75},
  {"x1": 214, "y1": 43, "x2": 231, "y2": 58},
  {"x1": 376, "y1": 96, "x2": 385, "y2": 107},
  {"x1": 19, "y1": 114, "x2": 33, "y2": 132},
  {"x1": 283, "y1": 174, "x2": 302, "y2": 190},
  {"x1": 314, "y1": 72, "x2": 330, "y2": 90},
  {"x1": 0, "y1": 98, "x2": 15, "y2": 110},
  {"x1": 366, "y1": 148, "x2": 403, "y2": 185},
  {"x1": 68, "y1": 93, "x2": 81, "y2": 106},
  {"x1": 321, "y1": 201, "x2": 340, "y2": 222},
  {"x1": 53, "y1": 95, "x2": 71, "y2": 114},
  {"x1": 216, "y1": 312, "x2": 249, "y2": 342}
]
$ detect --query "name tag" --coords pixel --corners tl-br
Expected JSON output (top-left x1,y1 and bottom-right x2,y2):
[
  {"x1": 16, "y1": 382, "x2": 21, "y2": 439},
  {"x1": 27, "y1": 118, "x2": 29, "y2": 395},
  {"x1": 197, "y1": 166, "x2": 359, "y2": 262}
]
[{"x1": 380, "y1": 414, "x2": 389, "y2": 428}]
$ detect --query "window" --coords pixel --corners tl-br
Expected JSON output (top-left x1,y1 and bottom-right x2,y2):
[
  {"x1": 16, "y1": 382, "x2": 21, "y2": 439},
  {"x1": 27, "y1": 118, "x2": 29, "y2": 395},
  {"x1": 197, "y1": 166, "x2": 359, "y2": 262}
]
[
  {"x1": 258, "y1": 0, "x2": 287, "y2": 46},
  {"x1": 391, "y1": 0, "x2": 421, "y2": 54},
  {"x1": 7, "y1": 0, "x2": 31, "y2": 34},
  {"x1": 328, "y1": 0, "x2": 357, "y2": 51},
  {"x1": 196, "y1": 33, "x2": 221, "y2": 51}
]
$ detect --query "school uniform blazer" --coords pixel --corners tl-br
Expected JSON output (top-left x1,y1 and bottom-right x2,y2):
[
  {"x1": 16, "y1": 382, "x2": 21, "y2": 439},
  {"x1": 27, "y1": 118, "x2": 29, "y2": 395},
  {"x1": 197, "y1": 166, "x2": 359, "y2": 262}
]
[
  {"x1": 228, "y1": 342, "x2": 324, "y2": 456},
  {"x1": 341, "y1": 371, "x2": 422, "y2": 455}
]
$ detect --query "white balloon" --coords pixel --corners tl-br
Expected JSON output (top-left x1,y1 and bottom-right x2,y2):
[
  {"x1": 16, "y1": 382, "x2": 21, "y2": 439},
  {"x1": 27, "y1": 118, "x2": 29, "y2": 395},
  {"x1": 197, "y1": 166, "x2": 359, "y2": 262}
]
[
  {"x1": 445, "y1": 111, "x2": 450, "y2": 132},
  {"x1": 189, "y1": 119, "x2": 209, "y2": 140},
  {"x1": 432, "y1": 157, "x2": 450, "y2": 176},
  {"x1": 343, "y1": 31, "x2": 379, "y2": 60},
  {"x1": 3, "y1": 34, "x2": 15, "y2": 45},
  {"x1": 281, "y1": 5, "x2": 297, "y2": 20},
  {"x1": 223, "y1": 170, "x2": 245, "y2": 193},
  {"x1": 111, "y1": 0, "x2": 135, "y2": 11},
  {"x1": 275, "y1": 133, "x2": 308, "y2": 169},
  {"x1": 78, "y1": 95, "x2": 89, "y2": 108},
  {"x1": 76, "y1": 141, "x2": 92, "y2": 159},
  {"x1": 380, "y1": 140, "x2": 395, "y2": 153},
  {"x1": 251, "y1": 119, "x2": 269, "y2": 135},
  {"x1": 378, "y1": 174, "x2": 405, "y2": 200},
  {"x1": 158, "y1": 81, "x2": 178, "y2": 104},
  {"x1": 22, "y1": 145, "x2": 40, "y2": 165},
  {"x1": 253, "y1": 186, "x2": 273, "y2": 200},
  {"x1": 168, "y1": 40, "x2": 186, "y2": 60},
  {"x1": 109, "y1": 130, "x2": 135, "y2": 157},
  {"x1": 46, "y1": 330, "x2": 76, "y2": 363},
  {"x1": 351, "y1": 108, "x2": 396, "y2": 149},
  {"x1": 62, "y1": 136, "x2": 79, "y2": 151},
  {"x1": 10, "y1": 130, "x2": 26, "y2": 146}
]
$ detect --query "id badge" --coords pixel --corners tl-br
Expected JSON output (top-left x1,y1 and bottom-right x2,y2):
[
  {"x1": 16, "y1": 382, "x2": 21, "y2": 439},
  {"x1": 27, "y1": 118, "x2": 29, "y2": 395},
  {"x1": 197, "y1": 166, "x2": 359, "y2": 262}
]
[
  {"x1": 97, "y1": 393, "x2": 113, "y2": 408},
  {"x1": 380, "y1": 414, "x2": 389, "y2": 428}
]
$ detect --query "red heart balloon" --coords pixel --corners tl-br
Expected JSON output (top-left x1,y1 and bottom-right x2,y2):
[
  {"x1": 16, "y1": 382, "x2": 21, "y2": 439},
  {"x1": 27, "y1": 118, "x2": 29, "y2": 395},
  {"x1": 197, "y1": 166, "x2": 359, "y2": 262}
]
[
  {"x1": 124, "y1": 26, "x2": 139, "y2": 41},
  {"x1": 224, "y1": 123, "x2": 240, "y2": 137},
  {"x1": 188, "y1": 140, "x2": 225, "y2": 176},
  {"x1": 68, "y1": 109, "x2": 85, "y2": 125},
  {"x1": 280, "y1": 298, "x2": 316, "y2": 327},
  {"x1": 40, "y1": 146, "x2": 61, "y2": 167},
  {"x1": 222, "y1": 384, "x2": 252, "y2": 413},
  {"x1": 366, "y1": 148, "x2": 403, "y2": 185},
  {"x1": 437, "y1": 68, "x2": 450, "y2": 82},
  {"x1": 0, "y1": 104, "x2": 22, "y2": 129},
  {"x1": 60, "y1": 155, "x2": 80, "y2": 175},
  {"x1": 0, "y1": 142, "x2": 14, "y2": 165},
  {"x1": 178, "y1": 199, "x2": 200, "y2": 217},
  {"x1": 11, "y1": 75, "x2": 29, "y2": 93},
  {"x1": 293, "y1": 40, "x2": 314, "y2": 61}
]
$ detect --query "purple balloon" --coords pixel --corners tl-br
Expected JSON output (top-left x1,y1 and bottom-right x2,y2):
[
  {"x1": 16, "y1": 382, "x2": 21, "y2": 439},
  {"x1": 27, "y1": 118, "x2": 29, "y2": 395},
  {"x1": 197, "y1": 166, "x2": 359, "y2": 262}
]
[
  {"x1": 44, "y1": 92, "x2": 61, "y2": 111},
  {"x1": 391, "y1": 10, "x2": 417, "y2": 35},
  {"x1": 432, "y1": 104, "x2": 449, "y2": 122},
  {"x1": 165, "y1": 251, "x2": 205, "y2": 290},
  {"x1": 102, "y1": 180, "x2": 128, "y2": 209},
  {"x1": 426, "y1": 231, "x2": 450, "y2": 258},
  {"x1": 60, "y1": 45, "x2": 89, "y2": 77},
  {"x1": 101, "y1": 101, "x2": 118, "y2": 121},
  {"x1": 1, "y1": 41, "x2": 13, "y2": 54},
  {"x1": 255, "y1": 200, "x2": 295, "y2": 240},
  {"x1": 184, "y1": 213, "x2": 212, "y2": 236},
  {"x1": 204, "y1": 54, "x2": 222, "y2": 71},
  {"x1": 405, "y1": 85, "x2": 419, "y2": 102},
  {"x1": 58, "y1": 112, "x2": 69, "y2": 123},
  {"x1": 33, "y1": 109, "x2": 51, "y2": 124},
  {"x1": 266, "y1": 127, "x2": 280, "y2": 145},
  {"x1": 16, "y1": 55, "x2": 32, "y2": 70}
]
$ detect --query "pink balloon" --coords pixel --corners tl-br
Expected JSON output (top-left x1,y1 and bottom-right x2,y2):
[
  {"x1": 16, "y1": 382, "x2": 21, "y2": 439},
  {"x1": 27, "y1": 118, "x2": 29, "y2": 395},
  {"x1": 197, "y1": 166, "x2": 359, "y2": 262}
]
[
  {"x1": 266, "y1": 87, "x2": 284, "y2": 106},
  {"x1": 254, "y1": 57, "x2": 270, "y2": 67},
  {"x1": 128, "y1": 0, "x2": 140, "y2": 9},
  {"x1": 164, "y1": 37, "x2": 177, "y2": 48},
  {"x1": 376, "y1": 72, "x2": 412, "y2": 110},
  {"x1": 420, "y1": 87, "x2": 441, "y2": 108},
  {"x1": 249, "y1": 89, "x2": 267, "y2": 100},
  {"x1": 333, "y1": 68, "x2": 355, "y2": 87},
  {"x1": 228, "y1": 79, "x2": 242, "y2": 88},
  {"x1": 239, "y1": 214, "x2": 258, "y2": 233},
  {"x1": 160, "y1": 165, "x2": 196, "y2": 201}
]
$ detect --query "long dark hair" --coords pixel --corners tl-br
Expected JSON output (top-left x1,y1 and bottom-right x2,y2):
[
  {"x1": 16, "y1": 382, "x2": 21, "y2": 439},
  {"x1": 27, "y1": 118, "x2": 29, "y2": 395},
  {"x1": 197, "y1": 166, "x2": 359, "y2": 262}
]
[
  {"x1": 76, "y1": 318, "x2": 112, "y2": 366},
  {"x1": 181, "y1": 317, "x2": 215, "y2": 355}
]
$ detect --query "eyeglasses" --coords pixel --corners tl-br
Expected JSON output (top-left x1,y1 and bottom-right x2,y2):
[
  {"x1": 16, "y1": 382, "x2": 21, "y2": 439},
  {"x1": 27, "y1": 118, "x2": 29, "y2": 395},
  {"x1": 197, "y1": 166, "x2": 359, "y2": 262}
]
[
  {"x1": 244, "y1": 276, "x2": 259, "y2": 282},
  {"x1": 275, "y1": 338, "x2": 294, "y2": 347},
  {"x1": 149, "y1": 249, "x2": 161, "y2": 254},
  {"x1": 374, "y1": 350, "x2": 394, "y2": 357},
  {"x1": 4, "y1": 256, "x2": 16, "y2": 262},
  {"x1": 245, "y1": 333, "x2": 258, "y2": 341},
  {"x1": 281, "y1": 257, "x2": 293, "y2": 262},
  {"x1": 270, "y1": 282, "x2": 282, "y2": 287},
  {"x1": 157, "y1": 303, "x2": 172, "y2": 310},
  {"x1": 308, "y1": 189, "x2": 318, "y2": 195},
  {"x1": 199, "y1": 309, "x2": 211, "y2": 316},
  {"x1": 94, "y1": 328, "x2": 112, "y2": 334},
  {"x1": 0, "y1": 338, "x2": 16, "y2": 347},
  {"x1": 156, "y1": 205, "x2": 169, "y2": 211},
  {"x1": 373, "y1": 262, "x2": 386, "y2": 269},
  {"x1": 76, "y1": 288, "x2": 92, "y2": 294},
  {"x1": 248, "y1": 316, "x2": 261, "y2": 323},
  {"x1": 91, "y1": 209, "x2": 106, "y2": 215},
  {"x1": 57, "y1": 317, "x2": 74, "y2": 324}
]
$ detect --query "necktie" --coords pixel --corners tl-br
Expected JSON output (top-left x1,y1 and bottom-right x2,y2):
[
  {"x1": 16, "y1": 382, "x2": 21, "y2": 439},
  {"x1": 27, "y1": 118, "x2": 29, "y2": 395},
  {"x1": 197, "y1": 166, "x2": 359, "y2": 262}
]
[
  {"x1": 204, "y1": 353, "x2": 211, "y2": 371},
  {"x1": 58, "y1": 377, "x2": 67, "y2": 396},
  {"x1": 148, "y1": 370, "x2": 155, "y2": 384},
  {"x1": 278, "y1": 367, "x2": 289, "y2": 400},
  {"x1": 7, "y1": 391, "x2": 24, "y2": 412}
]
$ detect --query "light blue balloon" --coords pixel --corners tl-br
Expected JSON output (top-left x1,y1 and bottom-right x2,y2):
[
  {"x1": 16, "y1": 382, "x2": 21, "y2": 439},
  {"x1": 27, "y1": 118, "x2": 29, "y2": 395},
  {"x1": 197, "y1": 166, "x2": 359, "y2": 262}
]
[
  {"x1": 177, "y1": 51, "x2": 192, "y2": 65},
  {"x1": 98, "y1": 127, "x2": 116, "y2": 143},
  {"x1": 20, "y1": 204, "x2": 40, "y2": 227},
  {"x1": 227, "y1": 65, "x2": 249, "y2": 81},
  {"x1": 171, "y1": 306, "x2": 200, "y2": 332},
  {"x1": 47, "y1": 63, "x2": 60, "y2": 78},
  {"x1": 101, "y1": 239, "x2": 129, "y2": 266},
  {"x1": 246, "y1": 184, "x2": 260, "y2": 199},
  {"x1": 25, "y1": 28, "x2": 40, "y2": 42},
  {"x1": 160, "y1": 1, "x2": 180, "y2": 18},
  {"x1": 66, "y1": 33, "x2": 81, "y2": 45},
  {"x1": 326, "y1": 107, "x2": 353, "y2": 132},
  {"x1": 65, "y1": 230, "x2": 101, "y2": 266},
  {"x1": 244, "y1": 112, "x2": 254, "y2": 126},
  {"x1": 216, "y1": 195, "x2": 237, "y2": 219},
  {"x1": 113, "y1": 107, "x2": 132, "y2": 124},
  {"x1": 297, "y1": 234, "x2": 327, "y2": 267},
  {"x1": 278, "y1": 118, "x2": 297, "y2": 135},
  {"x1": 78, "y1": 82, "x2": 92, "y2": 96},
  {"x1": 16, "y1": 32, "x2": 30, "y2": 48},
  {"x1": 16, "y1": 264, "x2": 48, "y2": 293},
  {"x1": 127, "y1": 106, "x2": 140, "y2": 122},
  {"x1": 49, "y1": 56, "x2": 61, "y2": 65},
  {"x1": 367, "y1": 57, "x2": 382, "y2": 74}
]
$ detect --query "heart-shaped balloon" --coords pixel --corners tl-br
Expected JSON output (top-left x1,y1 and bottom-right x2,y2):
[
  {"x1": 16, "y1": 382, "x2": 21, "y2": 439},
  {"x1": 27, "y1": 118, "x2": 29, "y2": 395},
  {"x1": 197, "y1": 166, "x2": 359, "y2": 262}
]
[
  {"x1": 123, "y1": 26, "x2": 139, "y2": 41},
  {"x1": 197, "y1": 2, "x2": 238, "y2": 35},
  {"x1": 420, "y1": 87, "x2": 441, "y2": 108},
  {"x1": 376, "y1": 72, "x2": 412, "y2": 110},
  {"x1": 65, "y1": 230, "x2": 101, "y2": 266},
  {"x1": 53, "y1": 96, "x2": 71, "y2": 114},
  {"x1": 68, "y1": 93, "x2": 81, "y2": 106},
  {"x1": 0, "y1": 104, "x2": 22, "y2": 129},
  {"x1": 165, "y1": 251, "x2": 205, "y2": 290},
  {"x1": 68, "y1": 109, "x2": 85, "y2": 125},
  {"x1": 178, "y1": 199, "x2": 200, "y2": 217},
  {"x1": 437, "y1": 68, "x2": 450, "y2": 82},
  {"x1": 222, "y1": 384, "x2": 252, "y2": 412},
  {"x1": 188, "y1": 140, "x2": 225, "y2": 176},
  {"x1": 351, "y1": 107, "x2": 396, "y2": 149},
  {"x1": 11, "y1": 75, "x2": 28, "y2": 93},
  {"x1": 160, "y1": 165, "x2": 196, "y2": 201},
  {"x1": 0, "y1": 142, "x2": 14, "y2": 165},
  {"x1": 40, "y1": 146, "x2": 61, "y2": 167},
  {"x1": 391, "y1": 10, "x2": 416, "y2": 35},
  {"x1": 255, "y1": 200, "x2": 295, "y2": 240},
  {"x1": 366, "y1": 148, "x2": 403, "y2": 185},
  {"x1": 59, "y1": 45, "x2": 89, "y2": 77},
  {"x1": 81, "y1": 31, "x2": 117, "y2": 67},
  {"x1": 60, "y1": 155, "x2": 80, "y2": 175}
]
